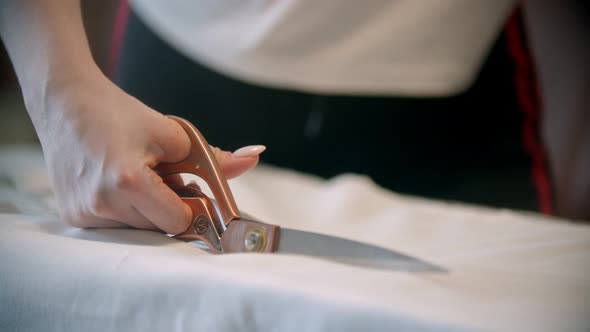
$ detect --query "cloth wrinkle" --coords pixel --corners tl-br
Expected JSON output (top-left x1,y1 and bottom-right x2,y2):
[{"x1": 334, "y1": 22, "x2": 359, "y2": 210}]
[
  {"x1": 1, "y1": 145, "x2": 589, "y2": 331},
  {"x1": 113, "y1": 251, "x2": 130, "y2": 271}
]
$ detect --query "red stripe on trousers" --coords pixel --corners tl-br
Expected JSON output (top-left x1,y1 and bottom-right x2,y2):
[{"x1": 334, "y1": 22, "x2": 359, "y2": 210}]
[
  {"x1": 107, "y1": 0, "x2": 130, "y2": 78},
  {"x1": 505, "y1": 8, "x2": 553, "y2": 214}
]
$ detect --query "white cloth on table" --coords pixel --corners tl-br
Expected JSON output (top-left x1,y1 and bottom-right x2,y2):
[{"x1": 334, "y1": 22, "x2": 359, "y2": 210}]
[{"x1": 1, "y1": 145, "x2": 589, "y2": 331}]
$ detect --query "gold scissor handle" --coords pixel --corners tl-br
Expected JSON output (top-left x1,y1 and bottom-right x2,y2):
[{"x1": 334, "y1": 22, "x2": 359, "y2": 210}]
[
  {"x1": 155, "y1": 116, "x2": 241, "y2": 227},
  {"x1": 175, "y1": 192, "x2": 223, "y2": 253}
]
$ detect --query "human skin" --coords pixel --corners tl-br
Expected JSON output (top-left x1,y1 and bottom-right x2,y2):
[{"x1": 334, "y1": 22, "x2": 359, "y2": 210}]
[{"x1": 0, "y1": 0, "x2": 263, "y2": 234}]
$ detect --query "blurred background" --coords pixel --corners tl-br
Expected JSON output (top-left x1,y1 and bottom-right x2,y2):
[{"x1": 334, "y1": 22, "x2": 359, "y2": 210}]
[
  {"x1": 0, "y1": 0, "x2": 587, "y2": 219},
  {"x1": 0, "y1": 1, "x2": 119, "y2": 143}
]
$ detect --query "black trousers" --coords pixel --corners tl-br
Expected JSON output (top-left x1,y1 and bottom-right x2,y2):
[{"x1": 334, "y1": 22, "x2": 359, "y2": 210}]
[{"x1": 115, "y1": 10, "x2": 551, "y2": 212}]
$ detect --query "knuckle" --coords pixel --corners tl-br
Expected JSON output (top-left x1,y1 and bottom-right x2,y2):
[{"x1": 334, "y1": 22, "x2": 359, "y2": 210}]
[
  {"x1": 147, "y1": 168, "x2": 164, "y2": 186},
  {"x1": 114, "y1": 167, "x2": 140, "y2": 190}
]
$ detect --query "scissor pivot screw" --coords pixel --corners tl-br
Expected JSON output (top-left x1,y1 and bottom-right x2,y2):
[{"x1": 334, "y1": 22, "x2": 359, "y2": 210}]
[
  {"x1": 194, "y1": 215, "x2": 209, "y2": 235},
  {"x1": 244, "y1": 228, "x2": 265, "y2": 252}
]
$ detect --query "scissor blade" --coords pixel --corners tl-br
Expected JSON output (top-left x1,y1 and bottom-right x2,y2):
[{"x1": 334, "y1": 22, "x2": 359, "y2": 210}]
[{"x1": 277, "y1": 228, "x2": 444, "y2": 273}]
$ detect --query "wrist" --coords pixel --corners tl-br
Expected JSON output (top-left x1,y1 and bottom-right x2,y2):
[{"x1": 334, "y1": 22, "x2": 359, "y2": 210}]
[
  {"x1": 23, "y1": 64, "x2": 110, "y2": 147},
  {"x1": 23, "y1": 62, "x2": 104, "y2": 118}
]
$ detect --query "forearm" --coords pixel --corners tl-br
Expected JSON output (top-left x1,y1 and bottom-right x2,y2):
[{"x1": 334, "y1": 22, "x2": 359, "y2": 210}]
[{"x1": 0, "y1": 0, "x2": 101, "y2": 125}]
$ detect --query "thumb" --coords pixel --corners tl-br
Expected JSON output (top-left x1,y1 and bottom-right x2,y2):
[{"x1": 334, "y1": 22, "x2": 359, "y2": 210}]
[{"x1": 211, "y1": 145, "x2": 266, "y2": 179}]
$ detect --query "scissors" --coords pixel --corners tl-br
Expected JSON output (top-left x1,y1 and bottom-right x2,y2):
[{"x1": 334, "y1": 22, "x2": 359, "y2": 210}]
[{"x1": 156, "y1": 116, "x2": 442, "y2": 272}]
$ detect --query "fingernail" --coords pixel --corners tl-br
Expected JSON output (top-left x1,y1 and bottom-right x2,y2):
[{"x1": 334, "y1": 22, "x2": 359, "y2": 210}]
[{"x1": 232, "y1": 145, "x2": 266, "y2": 158}]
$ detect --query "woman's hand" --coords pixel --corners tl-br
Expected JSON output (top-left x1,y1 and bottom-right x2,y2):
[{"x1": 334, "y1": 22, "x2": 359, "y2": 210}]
[
  {"x1": 1, "y1": 0, "x2": 265, "y2": 233},
  {"x1": 36, "y1": 75, "x2": 263, "y2": 234}
]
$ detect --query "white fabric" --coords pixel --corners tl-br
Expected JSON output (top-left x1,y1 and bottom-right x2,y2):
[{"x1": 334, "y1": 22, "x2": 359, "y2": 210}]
[
  {"x1": 1, "y1": 145, "x2": 590, "y2": 331},
  {"x1": 129, "y1": 0, "x2": 515, "y2": 96}
]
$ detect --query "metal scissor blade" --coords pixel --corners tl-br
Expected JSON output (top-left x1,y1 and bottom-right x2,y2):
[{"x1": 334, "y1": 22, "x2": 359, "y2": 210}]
[{"x1": 277, "y1": 228, "x2": 445, "y2": 273}]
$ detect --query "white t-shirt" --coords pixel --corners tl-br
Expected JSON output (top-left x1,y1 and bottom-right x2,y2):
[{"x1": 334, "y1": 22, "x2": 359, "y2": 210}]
[{"x1": 130, "y1": 0, "x2": 515, "y2": 96}]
